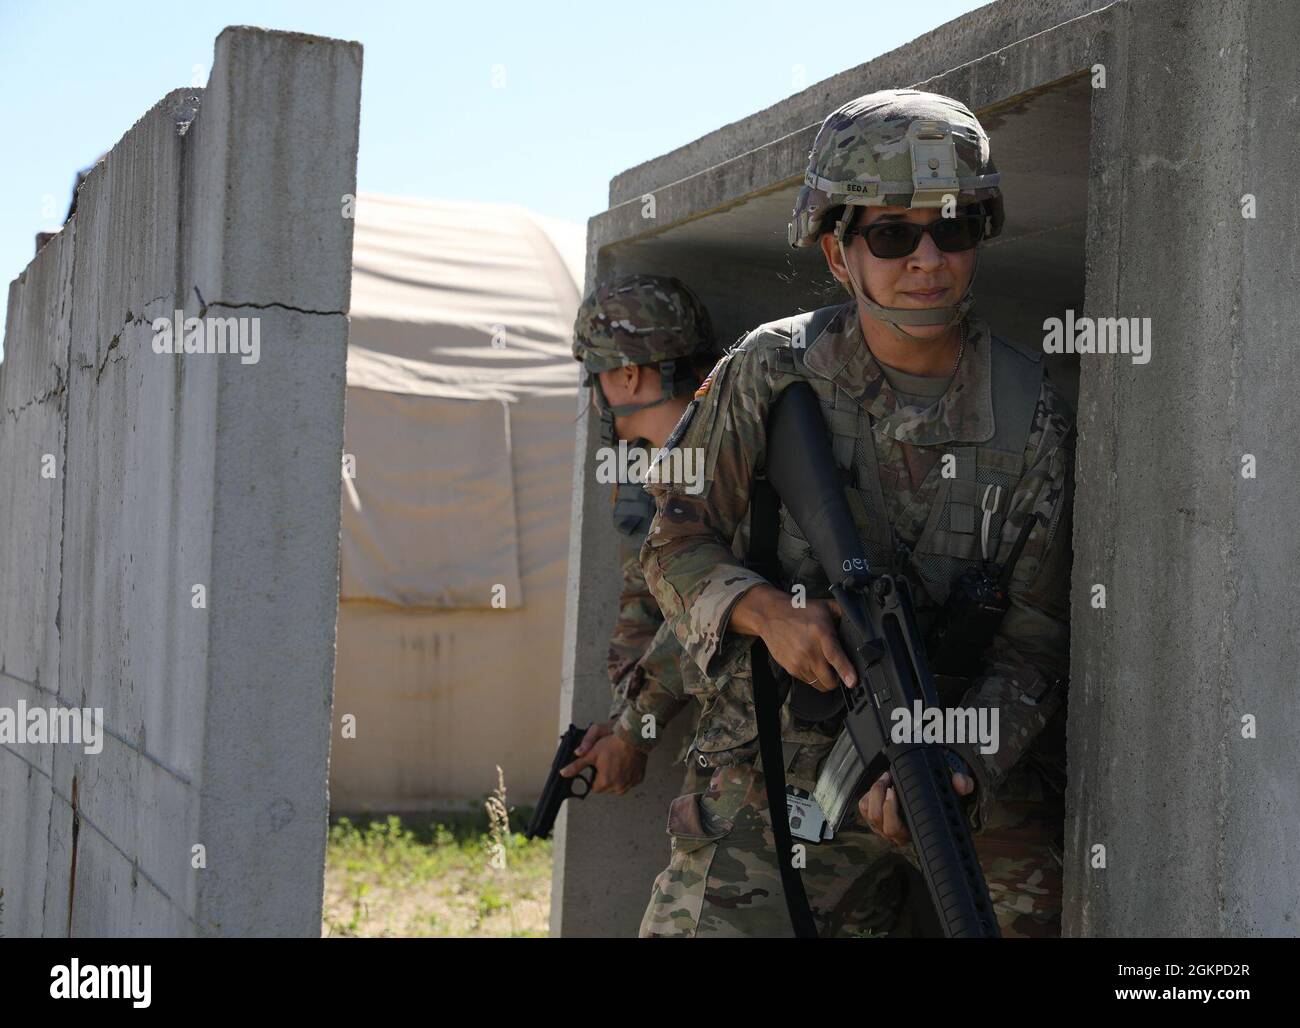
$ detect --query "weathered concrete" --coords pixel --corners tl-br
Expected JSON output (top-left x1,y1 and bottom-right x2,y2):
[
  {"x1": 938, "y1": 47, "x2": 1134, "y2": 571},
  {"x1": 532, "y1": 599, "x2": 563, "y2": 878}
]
[
  {"x1": 556, "y1": 0, "x2": 1300, "y2": 937},
  {"x1": 1067, "y1": 0, "x2": 1300, "y2": 937},
  {"x1": 0, "y1": 26, "x2": 361, "y2": 937}
]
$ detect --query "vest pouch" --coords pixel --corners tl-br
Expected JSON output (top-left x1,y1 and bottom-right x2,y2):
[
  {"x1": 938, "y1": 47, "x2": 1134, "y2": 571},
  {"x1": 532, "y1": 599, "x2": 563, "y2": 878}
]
[{"x1": 910, "y1": 448, "x2": 1021, "y2": 607}]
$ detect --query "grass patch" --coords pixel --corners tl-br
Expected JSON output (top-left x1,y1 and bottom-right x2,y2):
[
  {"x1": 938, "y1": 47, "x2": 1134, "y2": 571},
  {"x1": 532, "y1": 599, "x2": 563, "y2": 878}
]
[{"x1": 322, "y1": 807, "x2": 551, "y2": 938}]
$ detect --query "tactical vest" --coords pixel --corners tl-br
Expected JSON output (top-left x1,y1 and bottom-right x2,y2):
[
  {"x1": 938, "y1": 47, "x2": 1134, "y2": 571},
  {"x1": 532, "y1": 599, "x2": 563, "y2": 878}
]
[{"x1": 768, "y1": 307, "x2": 1044, "y2": 633}]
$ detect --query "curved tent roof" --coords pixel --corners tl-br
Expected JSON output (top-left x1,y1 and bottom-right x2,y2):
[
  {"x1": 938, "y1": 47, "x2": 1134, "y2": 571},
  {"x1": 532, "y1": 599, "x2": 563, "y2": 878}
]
[
  {"x1": 339, "y1": 193, "x2": 584, "y2": 610},
  {"x1": 347, "y1": 192, "x2": 586, "y2": 402}
]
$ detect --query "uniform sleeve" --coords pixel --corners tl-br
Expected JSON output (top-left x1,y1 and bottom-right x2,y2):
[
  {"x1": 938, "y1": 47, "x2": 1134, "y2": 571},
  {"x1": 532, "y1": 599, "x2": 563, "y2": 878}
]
[
  {"x1": 611, "y1": 619, "x2": 693, "y2": 753},
  {"x1": 950, "y1": 392, "x2": 1075, "y2": 833},
  {"x1": 641, "y1": 343, "x2": 777, "y2": 683},
  {"x1": 606, "y1": 547, "x2": 664, "y2": 720}
]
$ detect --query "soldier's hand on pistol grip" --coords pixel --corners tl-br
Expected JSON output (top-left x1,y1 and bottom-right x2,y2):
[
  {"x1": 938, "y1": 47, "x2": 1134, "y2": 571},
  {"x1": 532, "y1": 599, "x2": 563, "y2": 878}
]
[
  {"x1": 858, "y1": 769, "x2": 976, "y2": 847},
  {"x1": 560, "y1": 721, "x2": 647, "y2": 796},
  {"x1": 730, "y1": 585, "x2": 858, "y2": 693}
]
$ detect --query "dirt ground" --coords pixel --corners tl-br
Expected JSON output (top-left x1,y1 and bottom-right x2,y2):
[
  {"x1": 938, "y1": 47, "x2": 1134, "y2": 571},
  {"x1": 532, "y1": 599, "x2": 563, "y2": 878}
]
[{"x1": 321, "y1": 814, "x2": 552, "y2": 938}]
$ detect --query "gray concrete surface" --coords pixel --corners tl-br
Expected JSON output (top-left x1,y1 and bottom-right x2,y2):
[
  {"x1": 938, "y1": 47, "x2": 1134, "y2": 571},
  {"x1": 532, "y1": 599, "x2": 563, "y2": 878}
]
[
  {"x1": 555, "y1": 0, "x2": 1299, "y2": 937},
  {"x1": 1067, "y1": 0, "x2": 1300, "y2": 937},
  {"x1": 0, "y1": 26, "x2": 361, "y2": 937}
]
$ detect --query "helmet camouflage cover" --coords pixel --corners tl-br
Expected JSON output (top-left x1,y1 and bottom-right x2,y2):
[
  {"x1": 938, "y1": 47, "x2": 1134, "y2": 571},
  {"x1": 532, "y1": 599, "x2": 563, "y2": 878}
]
[
  {"x1": 788, "y1": 89, "x2": 1004, "y2": 248},
  {"x1": 572, "y1": 274, "x2": 715, "y2": 378}
]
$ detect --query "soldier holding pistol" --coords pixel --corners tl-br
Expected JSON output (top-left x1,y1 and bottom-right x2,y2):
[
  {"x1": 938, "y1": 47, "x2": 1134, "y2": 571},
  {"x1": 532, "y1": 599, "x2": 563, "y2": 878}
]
[{"x1": 561, "y1": 275, "x2": 719, "y2": 798}]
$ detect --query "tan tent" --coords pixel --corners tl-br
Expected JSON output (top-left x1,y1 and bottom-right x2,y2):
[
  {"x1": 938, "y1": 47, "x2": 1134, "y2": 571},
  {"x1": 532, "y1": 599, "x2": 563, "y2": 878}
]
[{"x1": 330, "y1": 193, "x2": 584, "y2": 811}]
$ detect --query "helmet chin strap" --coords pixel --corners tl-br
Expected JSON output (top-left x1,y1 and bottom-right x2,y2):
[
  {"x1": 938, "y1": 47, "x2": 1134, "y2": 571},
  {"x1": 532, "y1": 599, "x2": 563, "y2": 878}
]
[
  {"x1": 590, "y1": 361, "x2": 684, "y2": 446},
  {"x1": 835, "y1": 232, "x2": 979, "y2": 345}
]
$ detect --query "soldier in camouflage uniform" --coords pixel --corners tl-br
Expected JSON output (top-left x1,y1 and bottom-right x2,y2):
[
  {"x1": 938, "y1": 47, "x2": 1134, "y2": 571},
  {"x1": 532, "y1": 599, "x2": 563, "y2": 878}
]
[
  {"x1": 637, "y1": 90, "x2": 1074, "y2": 938},
  {"x1": 561, "y1": 275, "x2": 718, "y2": 797}
]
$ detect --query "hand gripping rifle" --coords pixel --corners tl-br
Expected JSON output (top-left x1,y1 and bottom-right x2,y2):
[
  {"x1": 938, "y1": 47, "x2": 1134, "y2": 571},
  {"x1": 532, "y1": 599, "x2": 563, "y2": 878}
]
[{"x1": 761, "y1": 381, "x2": 999, "y2": 938}]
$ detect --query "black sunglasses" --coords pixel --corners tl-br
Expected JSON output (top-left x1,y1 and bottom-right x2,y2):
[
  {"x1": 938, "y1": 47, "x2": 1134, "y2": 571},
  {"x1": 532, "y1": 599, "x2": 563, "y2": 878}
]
[{"x1": 851, "y1": 213, "x2": 986, "y2": 259}]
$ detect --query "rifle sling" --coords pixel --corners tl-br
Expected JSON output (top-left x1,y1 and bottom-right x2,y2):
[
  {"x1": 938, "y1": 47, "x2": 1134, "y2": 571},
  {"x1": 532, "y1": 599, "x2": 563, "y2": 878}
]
[{"x1": 749, "y1": 475, "x2": 819, "y2": 939}]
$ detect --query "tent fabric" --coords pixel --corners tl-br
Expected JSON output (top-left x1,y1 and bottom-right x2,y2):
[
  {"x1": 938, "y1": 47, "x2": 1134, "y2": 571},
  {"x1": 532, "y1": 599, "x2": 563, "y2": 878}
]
[
  {"x1": 347, "y1": 193, "x2": 586, "y2": 403},
  {"x1": 330, "y1": 392, "x2": 577, "y2": 805},
  {"x1": 339, "y1": 193, "x2": 583, "y2": 609},
  {"x1": 339, "y1": 391, "x2": 523, "y2": 608}
]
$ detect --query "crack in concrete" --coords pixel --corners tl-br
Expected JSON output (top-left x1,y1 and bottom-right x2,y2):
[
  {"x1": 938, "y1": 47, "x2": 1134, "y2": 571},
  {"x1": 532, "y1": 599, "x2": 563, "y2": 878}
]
[
  {"x1": 95, "y1": 332, "x2": 122, "y2": 383},
  {"x1": 67, "y1": 775, "x2": 80, "y2": 936},
  {"x1": 3, "y1": 367, "x2": 66, "y2": 421},
  {"x1": 90, "y1": 298, "x2": 168, "y2": 384},
  {"x1": 38, "y1": 210, "x2": 81, "y2": 936},
  {"x1": 0, "y1": 301, "x2": 165, "y2": 411},
  {"x1": 194, "y1": 286, "x2": 346, "y2": 319}
]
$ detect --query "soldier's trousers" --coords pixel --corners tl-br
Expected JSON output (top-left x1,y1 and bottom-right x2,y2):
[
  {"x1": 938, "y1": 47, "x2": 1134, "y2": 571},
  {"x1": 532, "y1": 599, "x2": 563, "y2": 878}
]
[{"x1": 639, "y1": 761, "x2": 1063, "y2": 938}]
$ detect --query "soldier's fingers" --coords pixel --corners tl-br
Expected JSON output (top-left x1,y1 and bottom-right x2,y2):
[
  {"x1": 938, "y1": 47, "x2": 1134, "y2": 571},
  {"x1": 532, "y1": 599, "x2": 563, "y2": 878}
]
[
  {"x1": 574, "y1": 721, "x2": 608, "y2": 757},
  {"x1": 882, "y1": 785, "x2": 909, "y2": 845},
  {"x1": 590, "y1": 759, "x2": 615, "y2": 794},
  {"x1": 817, "y1": 631, "x2": 857, "y2": 689},
  {"x1": 863, "y1": 774, "x2": 888, "y2": 829},
  {"x1": 869, "y1": 774, "x2": 898, "y2": 837},
  {"x1": 858, "y1": 786, "x2": 879, "y2": 831},
  {"x1": 952, "y1": 772, "x2": 975, "y2": 796},
  {"x1": 560, "y1": 751, "x2": 597, "y2": 778},
  {"x1": 605, "y1": 760, "x2": 631, "y2": 795},
  {"x1": 803, "y1": 652, "x2": 838, "y2": 693}
]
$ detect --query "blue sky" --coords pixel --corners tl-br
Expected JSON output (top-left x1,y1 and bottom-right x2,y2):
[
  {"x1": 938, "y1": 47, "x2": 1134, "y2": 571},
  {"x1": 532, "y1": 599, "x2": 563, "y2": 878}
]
[{"x1": 0, "y1": 0, "x2": 988, "y2": 345}]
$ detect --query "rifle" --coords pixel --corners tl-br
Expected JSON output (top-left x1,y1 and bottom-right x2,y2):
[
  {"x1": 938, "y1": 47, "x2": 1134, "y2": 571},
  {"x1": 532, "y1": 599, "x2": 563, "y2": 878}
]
[
  {"x1": 524, "y1": 724, "x2": 594, "y2": 840},
  {"x1": 763, "y1": 381, "x2": 1000, "y2": 938}
]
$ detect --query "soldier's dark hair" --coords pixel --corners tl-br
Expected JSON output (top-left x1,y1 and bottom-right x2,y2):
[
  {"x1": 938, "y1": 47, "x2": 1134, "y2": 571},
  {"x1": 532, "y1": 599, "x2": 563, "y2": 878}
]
[
  {"x1": 631, "y1": 356, "x2": 705, "y2": 389},
  {"x1": 672, "y1": 356, "x2": 705, "y2": 389},
  {"x1": 818, "y1": 205, "x2": 858, "y2": 299},
  {"x1": 818, "y1": 204, "x2": 862, "y2": 240}
]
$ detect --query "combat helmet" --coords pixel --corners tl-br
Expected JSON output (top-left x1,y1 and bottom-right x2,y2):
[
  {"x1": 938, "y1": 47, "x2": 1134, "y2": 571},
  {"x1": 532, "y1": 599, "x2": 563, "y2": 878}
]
[
  {"x1": 788, "y1": 89, "x2": 1003, "y2": 340},
  {"x1": 573, "y1": 274, "x2": 715, "y2": 431}
]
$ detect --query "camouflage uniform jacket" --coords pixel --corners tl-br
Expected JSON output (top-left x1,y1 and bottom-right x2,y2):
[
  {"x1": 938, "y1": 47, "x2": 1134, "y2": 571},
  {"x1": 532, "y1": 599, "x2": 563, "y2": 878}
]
[
  {"x1": 605, "y1": 459, "x2": 696, "y2": 753},
  {"x1": 641, "y1": 302, "x2": 1075, "y2": 831}
]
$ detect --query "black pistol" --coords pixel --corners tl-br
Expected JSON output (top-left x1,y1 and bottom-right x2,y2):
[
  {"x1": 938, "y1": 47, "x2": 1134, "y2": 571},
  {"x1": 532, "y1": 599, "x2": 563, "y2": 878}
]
[
  {"x1": 524, "y1": 724, "x2": 594, "y2": 840},
  {"x1": 765, "y1": 382, "x2": 1000, "y2": 939}
]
